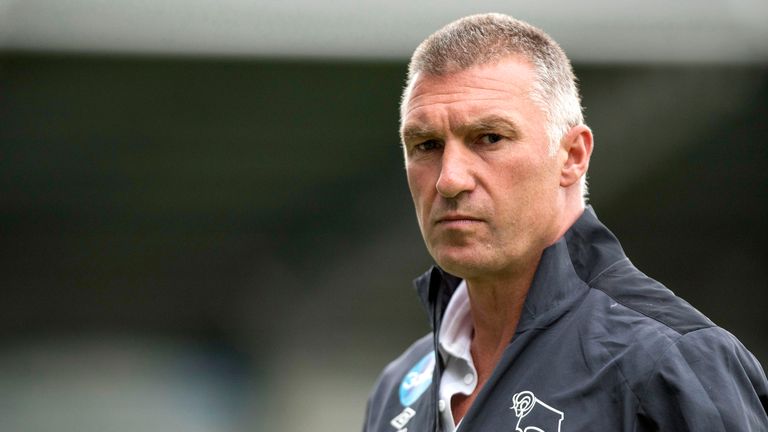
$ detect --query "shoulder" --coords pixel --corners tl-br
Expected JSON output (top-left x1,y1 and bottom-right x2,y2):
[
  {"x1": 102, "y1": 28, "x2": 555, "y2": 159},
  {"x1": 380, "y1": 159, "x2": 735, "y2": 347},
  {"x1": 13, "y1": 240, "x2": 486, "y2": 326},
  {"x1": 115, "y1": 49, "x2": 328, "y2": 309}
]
[
  {"x1": 637, "y1": 326, "x2": 768, "y2": 430},
  {"x1": 587, "y1": 257, "x2": 714, "y2": 335},
  {"x1": 364, "y1": 334, "x2": 434, "y2": 430},
  {"x1": 571, "y1": 258, "x2": 719, "y2": 381},
  {"x1": 580, "y1": 260, "x2": 768, "y2": 429}
]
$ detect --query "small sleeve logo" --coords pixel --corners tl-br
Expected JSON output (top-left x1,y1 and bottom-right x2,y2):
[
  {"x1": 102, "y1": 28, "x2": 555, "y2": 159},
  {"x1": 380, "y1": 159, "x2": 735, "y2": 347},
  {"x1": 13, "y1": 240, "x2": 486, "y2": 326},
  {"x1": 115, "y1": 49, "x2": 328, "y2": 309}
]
[
  {"x1": 398, "y1": 351, "x2": 435, "y2": 406},
  {"x1": 510, "y1": 391, "x2": 564, "y2": 432}
]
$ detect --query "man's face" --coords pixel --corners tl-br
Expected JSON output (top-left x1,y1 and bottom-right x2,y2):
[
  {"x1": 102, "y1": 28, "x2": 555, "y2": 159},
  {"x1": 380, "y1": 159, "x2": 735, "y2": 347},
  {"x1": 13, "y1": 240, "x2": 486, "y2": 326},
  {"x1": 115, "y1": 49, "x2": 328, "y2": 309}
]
[{"x1": 401, "y1": 57, "x2": 567, "y2": 281}]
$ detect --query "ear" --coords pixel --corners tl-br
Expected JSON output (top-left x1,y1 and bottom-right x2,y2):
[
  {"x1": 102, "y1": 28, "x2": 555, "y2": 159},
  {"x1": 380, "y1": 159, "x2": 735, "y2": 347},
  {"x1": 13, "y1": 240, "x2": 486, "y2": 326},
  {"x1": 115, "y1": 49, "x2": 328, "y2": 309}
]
[{"x1": 559, "y1": 125, "x2": 593, "y2": 188}]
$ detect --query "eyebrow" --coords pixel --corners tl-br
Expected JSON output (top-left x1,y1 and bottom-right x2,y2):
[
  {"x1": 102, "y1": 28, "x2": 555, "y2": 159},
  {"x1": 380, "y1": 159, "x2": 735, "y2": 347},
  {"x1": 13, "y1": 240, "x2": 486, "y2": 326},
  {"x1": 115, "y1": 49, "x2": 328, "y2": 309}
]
[
  {"x1": 457, "y1": 115, "x2": 521, "y2": 140},
  {"x1": 401, "y1": 125, "x2": 438, "y2": 144},
  {"x1": 401, "y1": 114, "x2": 521, "y2": 144}
]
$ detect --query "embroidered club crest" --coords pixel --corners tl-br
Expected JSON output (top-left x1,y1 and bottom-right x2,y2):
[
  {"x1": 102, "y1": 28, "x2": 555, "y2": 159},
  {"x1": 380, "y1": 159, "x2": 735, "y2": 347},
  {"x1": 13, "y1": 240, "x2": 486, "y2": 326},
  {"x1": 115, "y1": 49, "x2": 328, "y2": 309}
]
[{"x1": 510, "y1": 391, "x2": 564, "y2": 432}]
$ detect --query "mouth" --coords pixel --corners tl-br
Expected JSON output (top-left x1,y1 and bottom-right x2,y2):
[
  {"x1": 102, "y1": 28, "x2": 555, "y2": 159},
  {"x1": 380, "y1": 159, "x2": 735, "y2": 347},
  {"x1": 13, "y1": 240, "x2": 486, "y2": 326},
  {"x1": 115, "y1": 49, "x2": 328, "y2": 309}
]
[{"x1": 434, "y1": 214, "x2": 484, "y2": 226}]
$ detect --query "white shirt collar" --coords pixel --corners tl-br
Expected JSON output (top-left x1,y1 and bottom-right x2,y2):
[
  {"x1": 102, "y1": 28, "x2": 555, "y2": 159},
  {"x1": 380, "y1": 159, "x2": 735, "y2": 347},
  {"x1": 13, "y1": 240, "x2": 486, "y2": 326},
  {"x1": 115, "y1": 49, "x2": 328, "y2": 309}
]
[
  {"x1": 439, "y1": 280, "x2": 473, "y2": 362},
  {"x1": 437, "y1": 281, "x2": 478, "y2": 431}
]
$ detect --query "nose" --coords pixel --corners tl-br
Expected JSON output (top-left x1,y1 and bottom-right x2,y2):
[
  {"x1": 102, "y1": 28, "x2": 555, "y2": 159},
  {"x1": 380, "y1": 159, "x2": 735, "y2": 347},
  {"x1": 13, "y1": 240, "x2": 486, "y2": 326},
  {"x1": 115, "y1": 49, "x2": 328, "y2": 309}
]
[{"x1": 436, "y1": 143, "x2": 476, "y2": 198}]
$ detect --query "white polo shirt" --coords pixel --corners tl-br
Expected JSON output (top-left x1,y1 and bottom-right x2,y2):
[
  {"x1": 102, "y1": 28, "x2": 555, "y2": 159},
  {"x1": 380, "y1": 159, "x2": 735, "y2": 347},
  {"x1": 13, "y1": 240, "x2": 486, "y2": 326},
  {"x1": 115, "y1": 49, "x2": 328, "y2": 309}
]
[{"x1": 437, "y1": 281, "x2": 478, "y2": 432}]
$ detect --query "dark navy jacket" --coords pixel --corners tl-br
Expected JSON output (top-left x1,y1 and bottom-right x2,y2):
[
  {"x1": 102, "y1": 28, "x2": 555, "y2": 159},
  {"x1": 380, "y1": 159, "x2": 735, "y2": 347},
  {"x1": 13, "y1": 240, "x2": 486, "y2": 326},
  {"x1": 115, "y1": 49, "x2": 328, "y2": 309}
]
[{"x1": 364, "y1": 208, "x2": 768, "y2": 431}]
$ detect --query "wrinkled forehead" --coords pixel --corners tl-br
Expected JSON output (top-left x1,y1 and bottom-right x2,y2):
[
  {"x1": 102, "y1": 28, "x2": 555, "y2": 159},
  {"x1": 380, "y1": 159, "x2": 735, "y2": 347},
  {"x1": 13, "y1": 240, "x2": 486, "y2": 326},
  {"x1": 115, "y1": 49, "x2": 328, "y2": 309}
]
[
  {"x1": 400, "y1": 58, "x2": 539, "y2": 134},
  {"x1": 400, "y1": 57, "x2": 538, "y2": 125}
]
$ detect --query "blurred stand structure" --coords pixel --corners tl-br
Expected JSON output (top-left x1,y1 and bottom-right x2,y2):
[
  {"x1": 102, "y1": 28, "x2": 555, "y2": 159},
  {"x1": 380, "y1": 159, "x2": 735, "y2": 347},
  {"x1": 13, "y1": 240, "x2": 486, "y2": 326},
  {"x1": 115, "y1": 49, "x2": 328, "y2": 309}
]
[{"x1": 1, "y1": 2, "x2": 766, "y2": 431}]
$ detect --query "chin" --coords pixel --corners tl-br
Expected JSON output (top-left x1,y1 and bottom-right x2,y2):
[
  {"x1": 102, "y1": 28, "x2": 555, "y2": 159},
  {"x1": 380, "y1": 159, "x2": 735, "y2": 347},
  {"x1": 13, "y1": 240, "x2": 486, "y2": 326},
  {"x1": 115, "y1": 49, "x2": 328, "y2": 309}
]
[
  {"x1": 432, "y1": 250, "x2": 492, "y2": 279},
  {"x1": 431, "y1": 243, "x2": 532, "y2": 281}
]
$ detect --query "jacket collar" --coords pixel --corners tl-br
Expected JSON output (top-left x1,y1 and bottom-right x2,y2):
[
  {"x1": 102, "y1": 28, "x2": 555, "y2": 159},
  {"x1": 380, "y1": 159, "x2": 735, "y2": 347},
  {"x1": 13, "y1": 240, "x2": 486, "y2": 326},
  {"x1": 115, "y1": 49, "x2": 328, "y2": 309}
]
[{"x1": 414, "y1": 206, "x2": 626, "y2": 331}]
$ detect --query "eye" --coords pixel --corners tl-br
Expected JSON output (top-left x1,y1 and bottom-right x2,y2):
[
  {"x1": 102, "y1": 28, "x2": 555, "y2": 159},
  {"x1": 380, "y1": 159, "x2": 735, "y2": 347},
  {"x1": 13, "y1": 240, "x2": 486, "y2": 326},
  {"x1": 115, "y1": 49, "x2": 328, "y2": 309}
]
[
  {"x1": 414, "y1": 139, "x2": 441, "y2": 152},
  {"x1": 478, "y1": 133, "x2": 504, "y2": 145}
]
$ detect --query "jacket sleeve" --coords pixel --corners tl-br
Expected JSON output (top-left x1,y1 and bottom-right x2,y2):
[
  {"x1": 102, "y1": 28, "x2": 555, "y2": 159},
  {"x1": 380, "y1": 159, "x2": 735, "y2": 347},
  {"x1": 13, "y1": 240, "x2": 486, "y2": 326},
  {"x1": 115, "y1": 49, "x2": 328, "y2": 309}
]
[
  {"x1": 362, "y1": 395, "x2": 371, "y2": 432},
  {"x1": 638, "y1": 327, "x2": 768, "y2": 431}
]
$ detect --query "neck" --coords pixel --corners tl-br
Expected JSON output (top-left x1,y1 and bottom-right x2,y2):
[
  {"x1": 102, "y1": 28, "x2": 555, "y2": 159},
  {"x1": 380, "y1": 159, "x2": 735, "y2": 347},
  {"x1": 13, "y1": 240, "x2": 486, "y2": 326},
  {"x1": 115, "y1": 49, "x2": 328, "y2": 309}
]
[{"x1": 464, "y1": 252, "x2": 540, "y2": 378}]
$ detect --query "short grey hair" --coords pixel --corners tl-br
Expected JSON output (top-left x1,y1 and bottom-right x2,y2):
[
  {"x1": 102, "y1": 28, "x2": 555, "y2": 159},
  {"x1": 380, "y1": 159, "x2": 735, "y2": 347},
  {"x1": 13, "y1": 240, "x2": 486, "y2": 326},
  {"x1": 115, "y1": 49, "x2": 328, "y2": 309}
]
[{"x1": 401, "y1": 13, "x2": 585, "y2": 156}]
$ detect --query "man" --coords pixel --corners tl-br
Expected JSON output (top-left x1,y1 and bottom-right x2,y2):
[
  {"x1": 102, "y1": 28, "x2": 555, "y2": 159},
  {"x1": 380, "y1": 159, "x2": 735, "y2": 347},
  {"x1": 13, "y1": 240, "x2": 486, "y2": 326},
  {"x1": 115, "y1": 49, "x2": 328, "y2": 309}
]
[{"x1": 363, "y1": 13, "x2": 767, "y2": 432}]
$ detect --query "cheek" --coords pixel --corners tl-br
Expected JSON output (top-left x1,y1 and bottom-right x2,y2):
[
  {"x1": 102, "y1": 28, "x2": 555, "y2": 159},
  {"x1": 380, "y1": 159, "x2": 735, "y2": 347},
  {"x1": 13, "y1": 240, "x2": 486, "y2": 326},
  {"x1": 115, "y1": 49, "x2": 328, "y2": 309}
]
[
  {"x1": 514, "y1": 154, "x2": 559, "y2": 189},
  {"x1": 491, "y1": 157, "x2": 556, "y2": 218},
  {"x1": 406, "y1": 166, "x2": 432, "y2": 221},
  {"x1": 493, "y1": 158, "x2": 539, "y2": 195},
  {"x1": 406, "y1": 163, "x2": 435, "y2": 196}
]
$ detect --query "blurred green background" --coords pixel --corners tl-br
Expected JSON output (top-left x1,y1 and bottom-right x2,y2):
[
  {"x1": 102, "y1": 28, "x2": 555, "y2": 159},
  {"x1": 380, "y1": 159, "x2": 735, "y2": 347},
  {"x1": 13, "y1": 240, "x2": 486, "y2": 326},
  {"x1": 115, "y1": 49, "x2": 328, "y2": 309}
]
[{"x1": 1, "y1": 5, "x2": 767, "y2": 430}]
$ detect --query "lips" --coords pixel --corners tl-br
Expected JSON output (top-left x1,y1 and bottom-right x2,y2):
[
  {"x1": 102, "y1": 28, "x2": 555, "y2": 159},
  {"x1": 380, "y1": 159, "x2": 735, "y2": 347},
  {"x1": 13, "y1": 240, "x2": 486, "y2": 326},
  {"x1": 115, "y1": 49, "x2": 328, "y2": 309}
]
[{"x1": 434, "y1": 214, "x2": 484, "y2": 225}]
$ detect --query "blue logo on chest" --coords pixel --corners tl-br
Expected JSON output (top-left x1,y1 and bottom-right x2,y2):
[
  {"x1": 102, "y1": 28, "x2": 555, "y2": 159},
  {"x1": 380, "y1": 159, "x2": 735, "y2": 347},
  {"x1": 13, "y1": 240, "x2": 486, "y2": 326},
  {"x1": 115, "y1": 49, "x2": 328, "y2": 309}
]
[{"x1": 399, "y1": 351, "x2": 435, "y2": 406}]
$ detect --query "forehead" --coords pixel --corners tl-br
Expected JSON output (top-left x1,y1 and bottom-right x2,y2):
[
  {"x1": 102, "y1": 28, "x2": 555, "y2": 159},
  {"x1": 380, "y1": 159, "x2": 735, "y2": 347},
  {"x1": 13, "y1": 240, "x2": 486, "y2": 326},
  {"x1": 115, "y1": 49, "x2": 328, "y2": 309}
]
[{"x1": 402, "y1": 57, "x2": 540, "y2": 127}]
